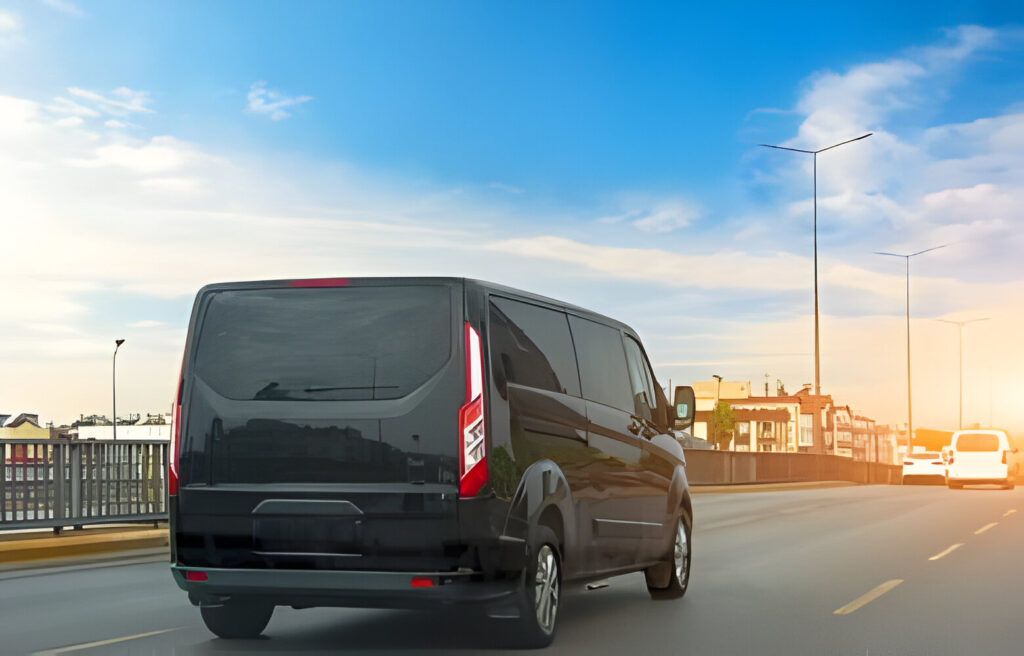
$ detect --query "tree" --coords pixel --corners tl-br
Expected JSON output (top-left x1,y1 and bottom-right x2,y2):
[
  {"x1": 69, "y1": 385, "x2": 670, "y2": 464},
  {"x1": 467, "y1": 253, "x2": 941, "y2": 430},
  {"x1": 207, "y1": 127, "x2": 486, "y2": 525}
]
[{"x1": 709, "y1": 401, "x2": 736, "y2": 450}]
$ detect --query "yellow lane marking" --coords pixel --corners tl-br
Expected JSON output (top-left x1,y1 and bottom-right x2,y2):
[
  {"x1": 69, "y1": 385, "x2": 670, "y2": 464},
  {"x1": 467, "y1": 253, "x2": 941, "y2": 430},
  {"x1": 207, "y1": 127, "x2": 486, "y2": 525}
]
[
  {"x1": 928, "y1": 543, "x2": 964, "y2": 561},
  {"x1": 31, "y1": 628, "x2": 180, "y2": 655},
  {"x1": 833, "y1": 579, "x2": 904, "y2": 616},
  {"x1": 1004, "y1": 509, "x2": 1017, "y2": 517},
  {"x1": 975, "y1": 522, "x2": 998, "y2": 535}
]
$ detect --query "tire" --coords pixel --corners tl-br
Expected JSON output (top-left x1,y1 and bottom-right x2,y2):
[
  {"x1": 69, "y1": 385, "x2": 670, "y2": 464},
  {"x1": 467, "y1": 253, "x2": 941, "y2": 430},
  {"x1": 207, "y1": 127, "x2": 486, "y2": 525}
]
[
  {"x1": 646, "y1": 515, "x2": 691, "y2": 601},
  {"x1": 514, "y1": 525, "x2": 561, "y2": 649},
  {"x1": 200, "y1": 600, "x2": 274, "y2": 639}
]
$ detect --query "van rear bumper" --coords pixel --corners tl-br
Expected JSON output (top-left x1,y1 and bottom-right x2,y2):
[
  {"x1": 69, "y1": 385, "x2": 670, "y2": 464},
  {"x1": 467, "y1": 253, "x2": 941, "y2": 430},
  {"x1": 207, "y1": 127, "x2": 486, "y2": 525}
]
[{"x1": 171, "y1": 566, "x2": 520, "y2": 610}]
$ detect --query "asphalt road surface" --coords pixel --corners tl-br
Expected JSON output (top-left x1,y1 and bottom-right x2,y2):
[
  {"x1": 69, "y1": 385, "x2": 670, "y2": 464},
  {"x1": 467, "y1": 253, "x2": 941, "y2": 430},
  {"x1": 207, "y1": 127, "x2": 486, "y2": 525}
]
[{"x1": 3, "y1": 484, "x2": 1023, "y2": 655}]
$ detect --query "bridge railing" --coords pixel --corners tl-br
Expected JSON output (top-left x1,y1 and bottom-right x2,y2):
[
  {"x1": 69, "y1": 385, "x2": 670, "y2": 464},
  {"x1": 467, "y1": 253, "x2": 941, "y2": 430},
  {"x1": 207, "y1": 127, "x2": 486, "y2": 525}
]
[
  {"x1": 1, "y1": 439, "x2": 168, "y2": 532},
  {"x1": 684, "y1": 449, "x2": 901, "y2": 485}
]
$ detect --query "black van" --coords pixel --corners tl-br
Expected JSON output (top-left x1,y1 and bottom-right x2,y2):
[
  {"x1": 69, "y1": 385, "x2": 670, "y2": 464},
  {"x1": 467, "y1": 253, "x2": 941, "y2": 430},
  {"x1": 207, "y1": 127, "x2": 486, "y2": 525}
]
[{"x1": 169, "y1": 277, "x2": 696, "y2": 648}]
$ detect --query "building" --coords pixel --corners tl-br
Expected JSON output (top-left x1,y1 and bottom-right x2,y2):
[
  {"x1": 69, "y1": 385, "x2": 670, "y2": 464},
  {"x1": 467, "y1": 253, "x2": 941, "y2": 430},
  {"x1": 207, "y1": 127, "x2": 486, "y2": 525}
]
[
  {"x1": 74, "y1": 413, "x2": 171, "y2": 440},
  {"x1": 690, "y1": 381, "x2": 833, "y2": 453},
  {"x1": 0, "y1": 413, "x2": 50, "y2": 440},
  {"x1": 687, "y1": 380, "x2": 894, "y2": 460}
]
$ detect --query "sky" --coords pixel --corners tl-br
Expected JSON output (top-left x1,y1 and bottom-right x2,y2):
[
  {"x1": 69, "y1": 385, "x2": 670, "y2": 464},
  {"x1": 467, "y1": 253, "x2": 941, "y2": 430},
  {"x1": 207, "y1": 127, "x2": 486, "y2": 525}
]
[{"x1": 1, "y1": 1, "x2": 1023, "y2": 432}]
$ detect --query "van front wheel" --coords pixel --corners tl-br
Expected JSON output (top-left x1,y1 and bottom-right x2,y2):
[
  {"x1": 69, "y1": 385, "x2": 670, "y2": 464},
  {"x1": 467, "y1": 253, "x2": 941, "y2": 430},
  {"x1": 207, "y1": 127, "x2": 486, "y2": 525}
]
[
  {"x1": 200, "y1": 600, "x2": 274, "y2": 639},
  {"x1": 646, "y1": 515, "x2": 691, "y2": 600}
]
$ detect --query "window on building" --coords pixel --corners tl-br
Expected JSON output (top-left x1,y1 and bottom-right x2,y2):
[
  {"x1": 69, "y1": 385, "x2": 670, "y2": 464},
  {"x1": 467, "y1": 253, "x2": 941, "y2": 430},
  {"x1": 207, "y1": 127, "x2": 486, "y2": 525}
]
[
  {"x1": 736, "y1": 421, "x2": 750, "y2": 450},
  {"x1": 799, "y1": 414, "x2": 814, "y2": 447}
]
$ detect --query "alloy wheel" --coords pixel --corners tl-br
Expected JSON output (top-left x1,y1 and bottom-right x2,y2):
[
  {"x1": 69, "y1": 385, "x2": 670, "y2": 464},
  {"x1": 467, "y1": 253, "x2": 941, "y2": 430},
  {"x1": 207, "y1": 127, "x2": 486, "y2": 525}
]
[
  {"x1": 534, "y1": 544, "x2": 559, "y2": 634},
  {"x1": 674, "y1": 519, "x2": 689, "y2": 584}
]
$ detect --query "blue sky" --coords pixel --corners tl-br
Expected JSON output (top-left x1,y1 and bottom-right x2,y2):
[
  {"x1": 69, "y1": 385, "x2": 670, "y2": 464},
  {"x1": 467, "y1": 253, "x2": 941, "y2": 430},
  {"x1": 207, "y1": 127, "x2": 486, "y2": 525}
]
[{"x1": 2, "y1": 1, "x2": 1024, "y2": 430}]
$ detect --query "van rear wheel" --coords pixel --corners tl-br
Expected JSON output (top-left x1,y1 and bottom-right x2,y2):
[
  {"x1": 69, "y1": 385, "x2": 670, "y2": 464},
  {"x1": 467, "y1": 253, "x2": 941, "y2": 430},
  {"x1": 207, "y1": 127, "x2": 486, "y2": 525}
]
[
  {"x1": 200, "y1": 600, "x2": 274, "y2": 639},
  {"x1": 514, "y1": 526, "x2": 561, "y2": 649},
  {"x1": 646, "y1": 515, "x2": 691, "y2": 601}
]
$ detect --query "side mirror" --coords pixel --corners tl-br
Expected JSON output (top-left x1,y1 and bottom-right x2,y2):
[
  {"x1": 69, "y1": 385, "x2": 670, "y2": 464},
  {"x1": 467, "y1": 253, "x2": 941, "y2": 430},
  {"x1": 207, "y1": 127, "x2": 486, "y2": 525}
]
[{"x1": 673, "y1": 385, "x2": 696, "y2": 431}]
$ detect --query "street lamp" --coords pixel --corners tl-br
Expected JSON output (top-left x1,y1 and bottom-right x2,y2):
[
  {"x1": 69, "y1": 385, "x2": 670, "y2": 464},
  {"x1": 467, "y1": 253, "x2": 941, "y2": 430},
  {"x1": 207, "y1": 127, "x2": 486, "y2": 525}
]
[
  {"x1": 874, "y1": 246, "x2": 946, "y2": 451},
  {"x1": 113, "y1": 339, "x2": 125, "y2": 440},
  {"x1": 760, "y1": 133, "x2": 872, "y2": 397},
  {"x1": 936, "y1": 317, "x2": 989, "y2": 429}
]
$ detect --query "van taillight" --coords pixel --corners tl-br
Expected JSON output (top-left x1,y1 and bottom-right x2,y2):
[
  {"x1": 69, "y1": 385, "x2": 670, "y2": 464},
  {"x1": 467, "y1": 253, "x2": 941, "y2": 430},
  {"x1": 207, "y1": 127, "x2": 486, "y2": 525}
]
[
  {"x1": 459, "y1": 322, "x2": 487, "y2": 498},
  {"x1": 169, "y1": 361, "x2": 183, "y2": 496},
  {"x1": 1003, "y1": 451, "x2": 1008, "y2": 465}
]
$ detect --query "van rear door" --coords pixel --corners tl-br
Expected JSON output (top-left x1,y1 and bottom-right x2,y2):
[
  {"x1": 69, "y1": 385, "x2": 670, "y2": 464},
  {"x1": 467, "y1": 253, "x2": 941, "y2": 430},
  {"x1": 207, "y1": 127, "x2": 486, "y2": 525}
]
[
  {"x1": 952, "y1": 431, "x2": 1005, "y2": 479},
  {"x1": 174, "y1": 280, "x2": 465, "y2": 572}
]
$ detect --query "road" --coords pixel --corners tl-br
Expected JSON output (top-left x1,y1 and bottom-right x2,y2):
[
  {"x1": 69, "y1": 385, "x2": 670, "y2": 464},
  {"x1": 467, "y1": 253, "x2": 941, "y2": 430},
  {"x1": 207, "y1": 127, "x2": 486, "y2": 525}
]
[{"x1": 2, "y1": 484, "x2": 1022, "y2": 655}]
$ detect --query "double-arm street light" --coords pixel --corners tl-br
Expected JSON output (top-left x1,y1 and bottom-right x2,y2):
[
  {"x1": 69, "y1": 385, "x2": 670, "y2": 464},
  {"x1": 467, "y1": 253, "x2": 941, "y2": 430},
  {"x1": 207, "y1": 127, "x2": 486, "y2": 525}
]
[
  {"x1": 113, "y1": 339, "x2": 125, "y2": 440},
  {"x1": 936, "y1": 317, "x2": 989, "y2": 429},
  {"x1": 874, "y1": 246, "x2": 946, "y2": 450},
  {"x1": 760, "y1": 133, "x2": 872, "y2": 397}
]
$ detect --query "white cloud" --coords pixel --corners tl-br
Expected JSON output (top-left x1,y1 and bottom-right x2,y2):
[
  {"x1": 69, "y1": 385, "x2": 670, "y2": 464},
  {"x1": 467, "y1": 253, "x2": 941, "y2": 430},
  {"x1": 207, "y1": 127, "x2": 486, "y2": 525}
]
[
  {"x1": 0, "y1": 10, "x2": 20, "y2": 33},
  {"x1": 139, "y1": 176, "x2": 206, "y2": 194},
  {"x1": 128, "y1": 320, "x2": 167, "y2": 329},
  {"x1": 47, "y1": 96, "x2": 102, "y2": 117},
  {"x1": 54, "y1": 116, "x2": 83, "y2": 128},
  {"x1": 246, "y1": 81, "x2": 313, "y2": 120},
  {"x1": 42, "y1": 0, "x2": 84, "y2": 17},
  {"x1": 104, "y1": 119, "x2": 128, "y2": 128},
  {"x1": 0, "y1": 9, "x2": 22, "y2": 48},
  {"x1": 597, "y1": 197, "x2": 701, "y2": 233},
  {"x1": 488, "y1": 182, "x2": 524, "y2": 194},
  {"x1": 68, "y1": 135, "x2": 212, "y2": 173},
  {"x1": 68, "y1": 86, "x2": 154, "y2": 115}
]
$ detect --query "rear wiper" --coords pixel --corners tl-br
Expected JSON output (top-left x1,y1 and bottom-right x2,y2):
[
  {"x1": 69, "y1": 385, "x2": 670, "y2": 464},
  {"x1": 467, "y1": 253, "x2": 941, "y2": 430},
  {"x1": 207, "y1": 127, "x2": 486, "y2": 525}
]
[{"x1": 302, "y1": 385, "x2": 400, "y2": 393}]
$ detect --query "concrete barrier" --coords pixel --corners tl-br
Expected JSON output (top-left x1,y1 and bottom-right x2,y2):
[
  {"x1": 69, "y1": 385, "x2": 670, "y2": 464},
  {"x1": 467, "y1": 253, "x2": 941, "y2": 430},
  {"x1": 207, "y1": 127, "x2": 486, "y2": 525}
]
[
  {"x1": 0, "y1": 527, "x2": 168, "y2": 567},
  {"x1": 684, "y1": 450, "x2": 901, "y2": 486}
]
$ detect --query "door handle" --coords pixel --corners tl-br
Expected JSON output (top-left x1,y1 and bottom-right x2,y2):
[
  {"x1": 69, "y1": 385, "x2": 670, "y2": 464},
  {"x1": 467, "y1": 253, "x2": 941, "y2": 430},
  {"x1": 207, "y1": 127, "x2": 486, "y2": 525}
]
[{"x1": 627, "y1": 421, "x2": 642, "y2": 435}]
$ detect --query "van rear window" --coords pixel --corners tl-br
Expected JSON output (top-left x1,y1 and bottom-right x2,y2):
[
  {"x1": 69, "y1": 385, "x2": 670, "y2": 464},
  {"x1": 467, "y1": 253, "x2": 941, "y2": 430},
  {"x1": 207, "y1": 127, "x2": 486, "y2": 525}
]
[
  {"x1": 955, "y1": 433, "x2": 1000, "y2": 452},
  {"x1": 193, "y1": 285, "x2": 451, "y2": 401}
]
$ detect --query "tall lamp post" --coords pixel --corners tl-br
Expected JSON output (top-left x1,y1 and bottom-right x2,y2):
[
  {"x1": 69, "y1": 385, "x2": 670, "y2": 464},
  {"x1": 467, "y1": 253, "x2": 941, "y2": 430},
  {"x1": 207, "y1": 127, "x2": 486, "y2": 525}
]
[
  {"x1": 874, "y1": 246, "x2": 946, "y2": 452},
  {"x1": 936, "y1": 317, "x2": 989, "y2": 430},
  {"x1": 760, "y1": 133, "x2": 872, "y2": 397},
  {"x1": 113, "y1": 339, "x2": 125, "y2": 440}
]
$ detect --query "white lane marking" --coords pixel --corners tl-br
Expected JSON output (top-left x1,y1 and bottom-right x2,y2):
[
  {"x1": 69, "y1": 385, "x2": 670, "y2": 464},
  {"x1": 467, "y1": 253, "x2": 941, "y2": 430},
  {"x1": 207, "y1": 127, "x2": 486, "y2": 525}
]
[
  {"x1": 32, "y1": 628, "x2": 181, "y2": 655},
  {"x1": 928, "y1": 543, "x2": 963, "y2": 561},
  {"x1": 833, "y1": 579, "x2": 904, "y2": 616},
  {"x1": 975, "y1": 522, "x2": 998, "y2": 535},
  {"x1": 1004, "y1": 509, "x2": 1017, "y2": 518}
]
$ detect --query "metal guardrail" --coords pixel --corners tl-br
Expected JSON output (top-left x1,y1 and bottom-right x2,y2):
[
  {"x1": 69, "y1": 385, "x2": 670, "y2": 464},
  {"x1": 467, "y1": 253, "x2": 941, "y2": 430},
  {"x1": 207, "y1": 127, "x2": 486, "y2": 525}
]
[
  {"x1": 1, "y1": 439, "x2": 168, "y2": 532},
  {"x1": 684, "y1": 449, "x2": 902, "y2": 485}
]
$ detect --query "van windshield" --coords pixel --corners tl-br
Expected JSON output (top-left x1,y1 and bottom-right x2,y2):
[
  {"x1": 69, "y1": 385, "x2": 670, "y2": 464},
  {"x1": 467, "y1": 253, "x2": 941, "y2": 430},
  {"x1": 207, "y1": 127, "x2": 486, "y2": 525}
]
[
  {"x1": 193, "y1": 285, "x2": 452, "y2": 401},
  {"x1": 955, "y1": 433, "x2": 1000, "y2": 452}
]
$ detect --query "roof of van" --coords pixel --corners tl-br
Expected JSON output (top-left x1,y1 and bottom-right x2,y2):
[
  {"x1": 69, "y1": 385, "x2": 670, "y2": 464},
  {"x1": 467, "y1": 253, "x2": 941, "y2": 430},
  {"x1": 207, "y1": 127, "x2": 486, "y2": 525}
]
[{"x1": 195, "y1": 276, "x2": 639, "y2": 337}]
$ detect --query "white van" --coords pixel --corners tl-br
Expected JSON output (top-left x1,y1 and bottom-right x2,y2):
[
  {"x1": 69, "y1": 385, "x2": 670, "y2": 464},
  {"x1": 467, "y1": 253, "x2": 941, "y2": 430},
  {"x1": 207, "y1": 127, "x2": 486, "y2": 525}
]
[{"x1": 945, "y1": 429, "x2": 1018, "y2": 490}]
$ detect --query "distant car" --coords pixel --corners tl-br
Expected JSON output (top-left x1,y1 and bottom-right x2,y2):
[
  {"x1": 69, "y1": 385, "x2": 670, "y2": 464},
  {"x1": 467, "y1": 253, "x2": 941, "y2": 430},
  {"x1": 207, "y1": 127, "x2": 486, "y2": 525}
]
[
  {"x1": 945, "y1": 429, "x2": 1018, "y2": 490},
  {"x1": 901, "y1": 451, "x2": 945, "y2": 485}
]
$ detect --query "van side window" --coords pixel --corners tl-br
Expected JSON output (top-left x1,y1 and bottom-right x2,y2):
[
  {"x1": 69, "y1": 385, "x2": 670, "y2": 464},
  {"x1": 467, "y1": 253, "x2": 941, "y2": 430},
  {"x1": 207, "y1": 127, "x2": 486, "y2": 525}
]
[
  {"x1": 489, "y1": 298, "x2": 581, "y2": 397},
  {"x1": 623, "y1": 336, "x2": 657, "y2": 422},
  {"x1": 568, "y1": 316, "x2": 634, "y2": 413}
]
